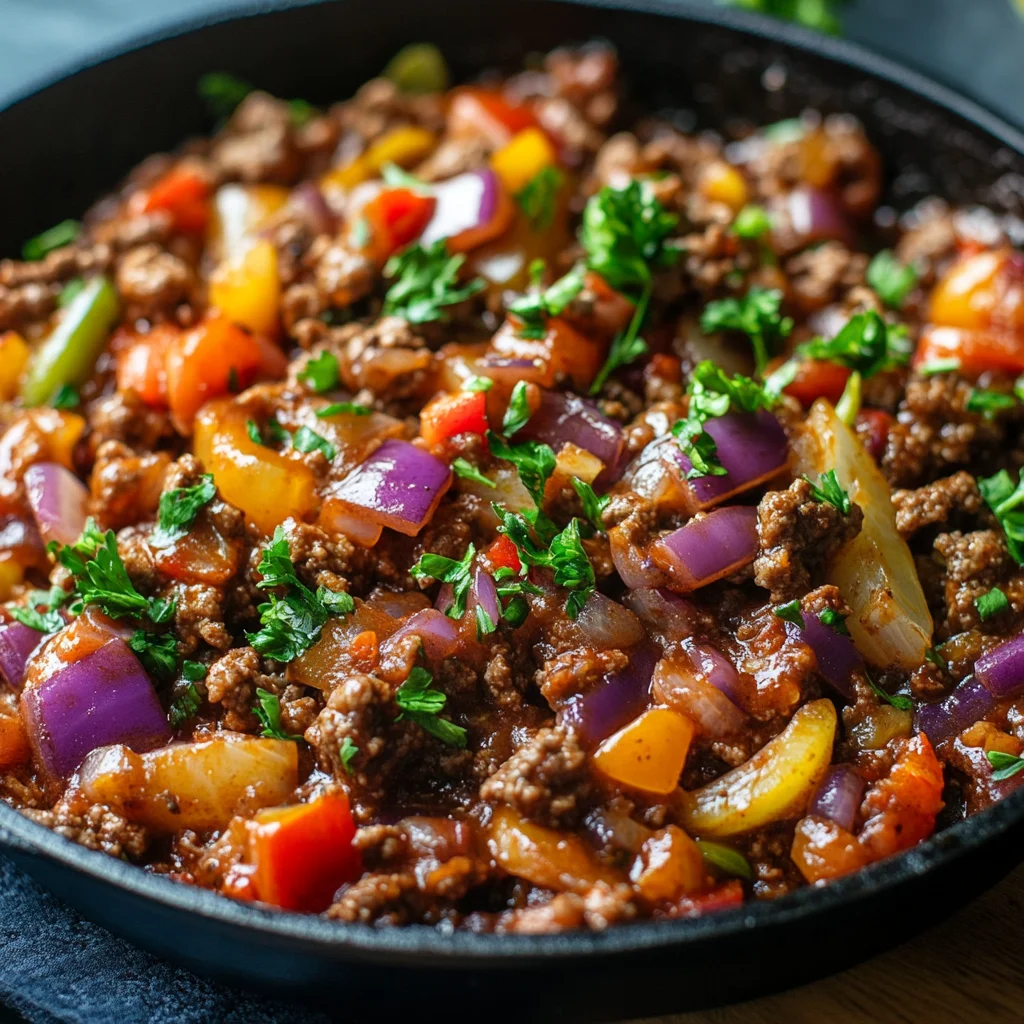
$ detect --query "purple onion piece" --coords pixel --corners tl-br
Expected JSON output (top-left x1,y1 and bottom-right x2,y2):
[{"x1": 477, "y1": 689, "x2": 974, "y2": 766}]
[
  {"x1": 434, "y1": 582, "x2": 455, "y2": 616},
  {"x1": 671, "y1": 411, "x2": 788, "y2": 508},
  {"x1": 421, "y1": 168, "x2": 499, "y2": 247},
  {"x1": 653, "y1": 506, "x2": 759, "y2": 593},
  {"x1": 914, "y1": 675, "x2": 997, "y2": 746},
  {"x1": 291, "y1": 181, "x2": 337, "y2": 236},
  {"x1": 559, "y1": 642, "x2": 660, "y2": 747},
  {"x1": 475, "y1": 356, "x2": 547, "y2": 388},
  {"x1": 0, "y1": 621, "x2": 44, "y2": 691},
  {"x1": 20, "y1": 637, "x2": 170, "y2": 780},
  {"x1": 472, "y1": 569, "x2": 501, "y2": 626},
  {"x1": 609, "y1": 529, "x2": 669, "y2": 590},
  {"x1": 330, "y1": 439, "x2": 451, "y2": 536},
  {"x1": 380, "y1": 608, "x2": 460, "y2": 664},
  {"x1": 975, "y1": 632, "x2": 1024, "y2": 699},
  {"x1": 786, "y1": 186, "x2": 853, "y2": 247},
  {"x1": 810, "y1": 765, "x2": 865, "y2": 833},
  {"x1": 622, "y1": 588, "x2": 697, "y2": 644},
  {"x1": 515, "y1": 389, "x2": 625, "y2": 483},
  {"x1": 687, "y1": 642, "x2": 742, "y2": 705},
  {"x1": 24, "y1": 463, "x2": 88, "y2": 547},
  {"x1": 797, "y1": 614, "x2": 863, "y2": 700}
]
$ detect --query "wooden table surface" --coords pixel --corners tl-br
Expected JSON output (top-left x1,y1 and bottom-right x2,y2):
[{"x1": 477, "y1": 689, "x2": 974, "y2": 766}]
[{"x1": 636, "y1": 862, "x2": 1024, "y2": 1024}]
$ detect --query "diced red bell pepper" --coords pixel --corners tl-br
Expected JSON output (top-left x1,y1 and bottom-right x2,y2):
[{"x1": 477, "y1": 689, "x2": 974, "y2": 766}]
[
  {"x1": 136, "y1": 166, "x2": 211, "y2": 235},
  {"x1": 449, "y1": 88, "x2": 540, "y2": 148},
  {"x1": 114, "y1": 324, "x2": 179, "y2": 408},
  {"x1": 485, "y1": 534, "x2": 521, "y2": 574},
  {"x1": 361, "y1": 187, "x2": 437, "y2": 263},
  {"x1": 250, "y1": 792, "x2": 361, "y2": 912},
  {"x1": 783, "y1": 358, "x2": 852, "y2": 406},
  {"x1": 420, "y1": 390, "x2": 488, "y2": 447}
]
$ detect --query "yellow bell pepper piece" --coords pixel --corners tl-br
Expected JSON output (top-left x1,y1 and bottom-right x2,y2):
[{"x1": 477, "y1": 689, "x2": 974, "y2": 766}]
[
  {"x1": 593, "y1": 707, "x2": 695, "y2": 795},
  {"x1": 699, "y1": 160, "x2": 749, "y2": 211},
  {"x1": 209, "y1": 239, "x2": 281, "y2": 336},
  {"x1": 491, "y1": 127, "x2": 558, "y2": 194},
  {"x1": 209, "y1": 184, "x2": 289, "y2": 265},
  {"x1": 321, "y1": 125, "x2": 437, "y2": 193},
  {"x1": 0, "y1": 332, "x2": 29, "y2": 401},
  {"x1": 680, "y1": 699, "x2": 837, "y2": 838}
]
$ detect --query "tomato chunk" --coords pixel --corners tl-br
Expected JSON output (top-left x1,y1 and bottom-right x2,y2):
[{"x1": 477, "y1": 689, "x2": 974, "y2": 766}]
[
  {"x1": 135, "y1": 165, "x2": 211, "y2": 234},
  {"x1": 420, "y1": 390, "x2": 488, "y2": 447},
  {"x1": 783, "y1": 359, "x2": 851, "y2": 407}
]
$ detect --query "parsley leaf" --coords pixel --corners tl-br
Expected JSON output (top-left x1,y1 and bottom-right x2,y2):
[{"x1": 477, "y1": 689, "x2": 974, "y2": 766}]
[
  {"x1": 198, "y1": 71, "x2": 252, "y2": 120},
  {"x1": 924, "y1": 646, "x2": 946, "y2": 669},
  {"x1": 395, "y1": 666, "x2": 467, "y2": 747},
  {"x1": 773, "y1": 600, "x2": 805, "y2": 627},
  {"x1": 516, "y1": 166, "x2": 564, "y2": 231},
  {"x1": 507, "y1": 263, "x2": 585, "y2": 340},
  {"x1": 150, "y1": 474, "x2": 216, "y2": 549},
  {"x1": 182, "y1": 660, "x2": 207, "y2": 682},
  {"x1": 697, "y1": 839, "x2": 754, "y2": 881},
  {"x1": 383, "y1": 240, "x2": 484, "y2": 324},
  {"x1": 451, "y1": 458, "x2": 495, "y2": 488},
  {"x1": 292, "y1": 425, "x2": 337, "y2": 462},
  {"x1": 579, "y1": 180, "x2": 680, "y2": 295},
  {"x1": 867, "y1": 250, "x2": 917, "y2": 309},
  {"x1": 731, "y1": 205, "x2": 772, "y2": 240},
  {"x1": 502, "y1": 381, "x2": 534, "y2": 435},
  {"x1": 979, "y1": 469, "x2": 1024, "y2": 565},
  {"x1": 299, "y1": 351, "x2": 340, "y2": 393},
  {"x1": 820, "y1": 607, "x2": 850, "y2": 635},
  {"x1": 8, "y1": 586, "x2": 66, "y2": 634},
  {"x1": 867, "y1": 672, "x2": 913, "y2": 711},
  {"x1": 463, "y1": 376, "x2": 493, "y2": 393},
  {"x1": 128, "y1": 629, "x2": 179, "y2": 681},
  {"x1": 22, "y1": 219, "x2": 81, "y2": 261},
  {"x1": 339, "y1": 736, "x2": 360, "y2": 774},
  {"x1": 987, "y1": 749, "x2": 1024, "y2": 782},
  {"x1": 475, "y1": 604, "x2": 497, "y2": 639},
  {"x1": 803, "y1": 469, "x2": 852, "y2": 515},
  {"x1": 410, "y1": 544, "x2": 475, "y2": 619},
  {"x1": 701, "y1": 288, "x2": 793, "y2": 376},
  {"x1": 50, "y1": 383, "x2": 80, "y2": 409},
  {"x1": 317, "y1": 401, "x2": 371, "y2": 417},
  {"x1": 169, "y1": 683, "x2": 203, "y2": 728},
  {"x1": 572, "y1": 478, "x2": 609, "y2": 533},
  {"x1": 920, "y1": 358, "x2": 961, "y2": 377},
  {"x1": 246, "y1": 419, "x2": 263, "y2": 445},
  {"x1": 486, "y1": 432, "x2": 557, "y2": 515},
  {"x1": 589, "y1": 282, "x2": 650, "y2": 396},
  {"x1": 672, "y1": 416, "x2": 727, "y2": 480},
  {"x1": 253, "y1": 687, "x2": 303, "y2": 741},
  {"x1": 975, "y1": 586, "x2": 1010, "y2": 621},
  {"x1": 966, "y1": 388, "x2": 1016, "y2": 419}
]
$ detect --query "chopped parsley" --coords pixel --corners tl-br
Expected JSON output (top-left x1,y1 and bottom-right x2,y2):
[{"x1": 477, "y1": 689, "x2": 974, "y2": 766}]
[
  {"x1": 50, "y1": 383, "x2": 79, "y2": 410},
  {"x1": 247, "y1": 417, "x2": 336, "y2": 461},
  {"x1": 920, "y1": 358, "x2": 961, "y2": 376},
  {"x1": 299, "y1": 351, "x2": 340, "y2": 393},
  {"x1": 198, "y1": 71, "x2": 253, "y2": 120},
  {"x1": 291, "y1": 425, "x2": 337, "y2": 462},
  {"x1": 410, "y1": 543, "x2": 475, "y2": 620},
  {"x1": 924, "y1": 646, "x2": 946, "y2": 669},
  {"x1": 589, "y1": 283, "x2": 650, "y2": 396},
  {"x1": 380, "y1": 162, "x2": 430, "y2": 193},
  {"x1": 246, "y1": 527, "x2": 354, "y2": 662},
  {"x1": 382, "y1": 240, "x2": 484, "y2": 323},
  {"x1": 7, "y1": 586, "x2": 67, "y2": 634},
  {"x1": 246, "y1": 419, "x2": 263, "y2": 445},
  {"x1": 975, "y1": 586, "x2": 1010, "y2": 621},
  {"x1": 395, "y1": 666, "x2": 467, "y2": 747},
  {"x1": 572, "y1": 478, "x2": 609, "y2": 533},
  {"x1": 516, "y1": 166, "x2": 564, "y2": 231},
  {"x1": 731, "y1": 204, "x2": 772, "y2": 240},
  {"x1": 169, "y1": 683, "x2": 203, "y2": 728},
  {"x1": 253, "y1": 687, "x2": 303, "y2": 741},
  {"x1": 475, "y1": 604, "x2": 497, "y2": 639},
  {"x1": 451, "y1": 458, "x2": 495, "y2": 488},
  {"x1": 966, "y1": 388, "x2": 1016, "y2": 419},
  {"x1": 867, "y1": 250, "x2": 917, "y2": 310},
  {"x1": 22, "y1": 219, "x2": 82, "y2": 261},
  {"x1": 182, "y1": 660, "x2": 207, "y2": 682},
  {"x1": 979, "y1": 469, "x2": 1024, "y2": 565},
  {"x1": 128, "y1": 629, "x2": 180, "y2": 681},
  {"x1": 820, "y1": 607, "x2": 850, "y2": 635},
  {"x1": 697, "y1": 839, "x2": 753, "y2": 880},
  {"x1": 987, "y1": 749, "x2": 1024, "y2": 782},
  {"x1": 867, "y1": 672, "x2": 913, "y2": 712},
  {"x1": 339, "y1": 736, "x2": 360, "y2": 774},
  {"x1": 803, "y1": 469, "x2": 852, "y2": 515},
  {"x1": 317, "y1": 402, "x2": 371, "y2": 419},
  {"x1": 150, "y1": 474, "x2": 217, "y2": 549},
  {"x1": 773, "y1": 600, "x2": 805, "y2": 628},
  {"x1": 502, "y1": 381, "x2": 534, "y2": 435},
  {"x1": 486, "y1": 432, "x2": 557, "y2": 525},
  {"x1": 507, "y1": 262, "x2": 585, "y2": 340},
  {"x1": 463, "y1": 376, "x2": 494, "y2": 393},
  {"x1": 701, "y1": 288, "x2": 793, "y2": 376}
]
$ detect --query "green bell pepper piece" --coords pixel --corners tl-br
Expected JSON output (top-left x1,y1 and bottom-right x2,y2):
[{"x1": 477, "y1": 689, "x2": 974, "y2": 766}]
[
  {"x1": 21, "y1": 275, "x2": 120, "y2": 407},
  {"x1": 383, "y1": 44, "x2": 449, "y2": 94}
]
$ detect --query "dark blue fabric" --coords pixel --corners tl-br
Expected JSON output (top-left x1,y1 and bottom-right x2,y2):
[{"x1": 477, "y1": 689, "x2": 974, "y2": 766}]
[{"x1": 1, "y1": 1, "x2": 1023, "y2": 1021}]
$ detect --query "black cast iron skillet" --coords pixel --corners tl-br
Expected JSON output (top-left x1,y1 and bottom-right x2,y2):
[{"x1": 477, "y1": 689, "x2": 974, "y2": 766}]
[{"x1": 2, "y1": 1, "x2": 1024, "y2": 1018}]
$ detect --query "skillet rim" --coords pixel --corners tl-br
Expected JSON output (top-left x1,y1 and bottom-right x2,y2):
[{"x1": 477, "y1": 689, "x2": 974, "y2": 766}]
[{"x1": 1, "y1": 0, "x2": 1023, "y2": 966}]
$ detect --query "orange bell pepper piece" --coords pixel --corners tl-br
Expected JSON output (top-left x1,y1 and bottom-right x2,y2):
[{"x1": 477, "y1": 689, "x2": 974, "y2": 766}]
[
  {"x1": 136, "y1": 165, "x2": 211, "y2": 235},
  {"x1": 593, "y1": 707, "x2": 695, "y2": 795},
  {"x1": 250, "y1": 792, "x2": 361, "y2": 912},
  {"x1": 783, "y1": 358, "x2": 852, "y2": 406},
  {"x1": 114, "y1": 324, "x2": 179, "y2": 408},
  {"x1": 420, "y1": 390, "x2": 488, "y2": 447},
  {"x1": 360, "y1": 187, "x2": 437, "y2": 263},
  {"x1": 209, "y1": 238, "x2": 282, "y2": 336},
  {"x1": 698, "y1": 161, "x2": 749, "y2": 211},
  {"x1": 490, "y1": 315, "x2": 603, "y2": 391},
  {"x1": 0, "y1": 332, "x2": 30, "y2": 401},
  {"x1": 914, "y1": 325, "x2": 1024, "y2": 376}
]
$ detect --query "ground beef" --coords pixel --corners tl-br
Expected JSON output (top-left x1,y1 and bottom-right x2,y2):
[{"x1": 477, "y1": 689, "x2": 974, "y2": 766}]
[
  {"x1": 753, "y1": 478, "x2": 864, "y2": 603},
  {"x1": 87, "y1": 391, "x2": 174, "y2": 453},
  {"x1": 933, "y1": 529, "x2": 1024, "y2": 635},
  {"x1": 891, "y1": 470, "x2": 985, "y2": 539},
  {"x1": 205, "y1": 646, "x2": 262, "y2": 731},
  {"x1": 278, "y1": 518, "x2": 364, "y2": 593},
  {"x1": 22, "y1": 798, "x2": 148, "y2": 860},
  {"x1": 536, "y1": 647, "x2": 629, "y2": 707},
  {"x1": 480, "y1": 725, "x2": 591, "y2": 828},
  {"x1": 209, "y1": 92, "x2": 302, "y2": 184},
  {"x1": 328, "y1": 316, "x2": 433, "y2": 403},
  {"x1": 115, "y1": 243, "x2": 196, "y2": 322},
  {"x1": 170, "y1": 583, "x2": 233, "y2": 653},
  {"x1": 88, "y1": 440, "x2": 170, "y2": 529},
  {"x1": 308, "y1": 236, "x2": 376, "y2": 309},
  {"x1": 784, "y1": 242, "x2": 868, "y2": 312}
]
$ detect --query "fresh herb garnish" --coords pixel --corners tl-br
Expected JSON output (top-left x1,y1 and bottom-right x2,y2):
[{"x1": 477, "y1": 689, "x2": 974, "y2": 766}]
[
  {"x1": 486, "y1": 432, "x2": 557, "y2": 523},
  {"x1": 502, "y1": 381, "x2": 534, "y2": 435},
  {"x1": 773, "y1": 600, "x2": 805, "y2": 628},
  {"x1": 317, "y1": 401, "x2": 371, "y2": 418},
  {"x1": 966, "y1": 388, "x2": 1016, "y2": 419},
  {"x1": 451, "y1": 458, "x2": 495, "y2": 488},
  {"x1": 246, "y1": 419, "x2": 263, "y2": 445},
  {"x1": 516, "y1": 166, "x2": 564, "y2": 231},
  {"x1": 920, "y1": 358, "x2": 961, "y2": 376},
  {"x1": 7, "y1": 586, "x2": 66, "y2": 634},
  {"x1": 731, "y1": 205, "x2": 772, "y2": 240},
  {"x1": 169, "y1": 683, "x2": 203, "y2": 728},
  {"x1": 975, "y1": 586, "x2": 1010, "y2": 621},
  {"x1": 299, "y1": 351, "x2": 340, "y2": 393},
  {"x1": 507, "y1": 263, "x2": 585, "y2": 340},
  {"x1": 475, "y1": 604, "x2": 497, "y2": 639},
  {"x1": 128, "y1": 629, "x2": 179, "y2": 681},
  {"x1": 50, "y1": 383, "x2": 79, "y2": 410},
  {"x1": 380, "y1": 162, "x2": 431, "y2": 193},
  {"x1": 253, "y1": 687, "x2": 303, "y2": 741},
  {"x1": 572, "y1": 478, "x2": 609, "y2": 533},
  {"x1": 867, "y1": 250, "x2": 917, "y2": 310},
  {"x1": 820, "y1": 607, "x2": 850, "y2": 635},
  {"x1": 589, "y1": 283, "x2": 650, "y2": 396},
  {"x1": 463, "y1": 376, "x2": 494, "y2": 393},
  {"x1": 987, "y1": 749, "x2": 1024, "y2": 781},
  {"x1": 701, "y1": 288, "x2": 793, "y2": 376},
  {"x1": 382, "y1": 240, "x2": 485, "y2": 324},
  {"x1": 292, "y1": 425, "x2": 337, "y2": 462},
  {"x1": 979, "y1": 469, "x2": 1024, "y2": 565},
  {"x1": 246, "y1": 527, "x2": 354, "y2": 662},
  {"x1": 803, "y1": 469, "x2": 852, "y2": 515},
  {"x1": 924, "y1": 646, "x2": 946, "y2": 669},
  {"x1": 198, "y1": 71, "x2": 252, "y2": 120},
  {"x1": 22, "y1": 219, "x2": 81, "y2": 261},
  {"x1": 867, "y1": 672, "x2": 913, "y2": 711},
  {"x1": 150, "y1": 474, "x2": 217, "y2": 549},
  {"x1": 411, "y1": 543, "x2": 475, "y2": 620},
  {"x1": 718, "y1": 0, "x2": 845, "y2": 34},
  {"x1": 697, "y1": 839, "x2": 753, "y2": 880},
  {"x1": 395, "y1": 666, "x2": 467, "y2": 748},
  {"x1": 339, "y1": 736, "x2": 360, "y2": 774}
]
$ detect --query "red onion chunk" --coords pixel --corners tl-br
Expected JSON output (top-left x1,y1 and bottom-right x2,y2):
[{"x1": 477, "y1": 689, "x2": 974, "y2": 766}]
[
  {"x1": 472, "y1": 569, "x2": 501, "y2": 626},
  {"x1": 795, "y1": 614, "x2": 862, "y2": 700},
  {"x1": 0, "y1": 621, "x2": 43, "y2": 691},
  {"x1": 622, "y1": 588, "x2": 697, "y2": 644},
  {"x1": 609, "y1": 528, "x2": 669, "y2": 590},
  {"x1": 24, "y1": 463, "x2": 88, "y2": 547},
  {"x1": 687, "y1": 642, "x2": 742, "y2": 705},
  {"x1": 975, "y1": 631, "x2": 1024, "y2": 698},
  {"x1": 516, "y1": 390, "x2": 624, "y2": 483},
  {"x1": 914, "y1": 675, "x2": 997, "y2": 746},
  {"x1": 560, "y1": 643, "x2": 659, "y2": 747},
  {"x1": 290, "y1": 181, "x2": 337, "y2": 236},
  {"x1": 810, "y1": 765, "x2": 865, "y2": 833},
  {"x1": 435, "y1": 582, "x2": 455, "y2": 616},
  {"x1": 329, "y1": 439, "x2": 451, "y2": 537},
  {"x1": 421, "y1": 169, "x2": 499, "y2": 247},
  {"x1": 785, "y1": 186, "x2": 853, "y2": 247},
  {"x1": 652, "y1": 655, "x2": 746, "y2": 739},
  {"x1": 20, "y1": 637, "x2": 170, "y2": 780},
  {"x1": 671, "y1": 412, "x2": 788, "y2": 510},
  {"x1": 476, "y1": 355, "x2": 548, "y2": 388},
  {"x1": 380, "y1": 608, "x2": 460, "y2": 663},
  {"x1": 652, "y1": 506, "x2": 759, "y2": 593}
]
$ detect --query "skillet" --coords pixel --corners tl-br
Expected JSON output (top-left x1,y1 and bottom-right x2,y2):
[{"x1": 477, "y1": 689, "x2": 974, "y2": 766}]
[{"x1": 2, "y1": 0, "x2": 1024, "y2": 1017}]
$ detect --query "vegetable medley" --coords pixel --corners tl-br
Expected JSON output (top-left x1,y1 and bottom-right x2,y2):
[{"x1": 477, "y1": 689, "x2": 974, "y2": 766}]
[{"x1": 1, "y1": 40, "x2": 1023, "y2": 931}]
